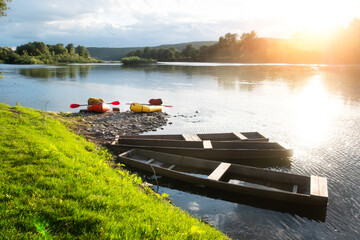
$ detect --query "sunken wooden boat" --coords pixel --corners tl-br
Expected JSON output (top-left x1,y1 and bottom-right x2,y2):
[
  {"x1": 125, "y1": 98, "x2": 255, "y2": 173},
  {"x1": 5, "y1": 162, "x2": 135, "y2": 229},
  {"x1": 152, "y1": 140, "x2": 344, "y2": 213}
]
[
  {"x1": 118, "y1": 149, "x2": 328, "y2": 206},
  {"x1": 117, "y1": 132, "x2": 269, "y2": 143},
  {"x1": 109, "y1": 140, "x2": 293, "y2": 164}
]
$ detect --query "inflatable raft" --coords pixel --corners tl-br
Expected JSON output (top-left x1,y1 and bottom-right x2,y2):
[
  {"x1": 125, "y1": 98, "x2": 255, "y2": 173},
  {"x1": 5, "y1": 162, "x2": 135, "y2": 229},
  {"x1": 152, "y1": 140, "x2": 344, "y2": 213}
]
[
  {"x1": 87, "y1": 102, "x2": 110, "y2": 113},
  {"x1": 130, "y1": 103, "x2": 162, "y2": 113}
]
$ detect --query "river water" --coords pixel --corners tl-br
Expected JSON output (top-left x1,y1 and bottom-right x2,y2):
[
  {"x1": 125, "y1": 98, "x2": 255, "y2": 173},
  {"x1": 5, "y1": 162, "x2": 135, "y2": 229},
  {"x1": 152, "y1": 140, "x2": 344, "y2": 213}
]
[{"x1": 1, "y1": 63, "x2": 359, "y2": 239}]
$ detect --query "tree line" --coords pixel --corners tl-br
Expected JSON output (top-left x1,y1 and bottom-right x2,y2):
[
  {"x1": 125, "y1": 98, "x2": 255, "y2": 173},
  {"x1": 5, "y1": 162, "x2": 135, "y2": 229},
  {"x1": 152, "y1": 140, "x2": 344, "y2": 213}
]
[
  {"x1": 126, "y1": 18, "x2": 360, "y2": 64},
  {"x1": 0, "y1": 42, "x2": 100, "y2": 64},
  {"x1": 0, "y1": 0, "x2": 11, "y2": 16}
]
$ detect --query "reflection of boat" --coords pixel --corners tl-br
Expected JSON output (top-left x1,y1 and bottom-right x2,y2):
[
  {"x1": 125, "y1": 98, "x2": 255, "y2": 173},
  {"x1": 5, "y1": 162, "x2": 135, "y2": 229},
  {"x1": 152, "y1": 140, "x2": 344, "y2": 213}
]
[
  {"x1": 109, "y1": 140, "x2": 293, "y2": 164},
  {"x1": 87, "y1": 102, "x2": 110, "y2": 112},
  {"x1": 118, "y1": 149, "x2": 328, "y2": 206},
  {"x1": 130, "y1": 103, "x2": 162, "y2": 113},
  {"x1": 116, "y1": 132, "x2": 269, "y2": 143}
]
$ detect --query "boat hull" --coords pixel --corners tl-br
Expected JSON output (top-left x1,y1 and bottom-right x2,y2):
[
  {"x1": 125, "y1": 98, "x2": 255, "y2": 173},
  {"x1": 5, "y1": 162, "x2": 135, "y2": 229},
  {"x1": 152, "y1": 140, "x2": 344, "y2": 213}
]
[
  {"x1": 130, "y1": 103, "x2": 162, "y2": 113},
  {"x1": 117, "y1": 132, "x2": 269, "y2": 142},
  {"x1": 118, "y1": 149, "x2": 328, "y2": 206},
  {"x1": 87, "y1": 102, "x2": 110, "y2": 112},
  {"x1": 108, "y1": 141, "x2": 293, "y2": 165}
]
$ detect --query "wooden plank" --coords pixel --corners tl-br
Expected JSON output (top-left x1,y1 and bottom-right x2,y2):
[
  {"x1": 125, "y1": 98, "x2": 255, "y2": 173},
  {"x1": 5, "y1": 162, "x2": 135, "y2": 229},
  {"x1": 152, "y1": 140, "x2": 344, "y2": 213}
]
[
  {"x1": 233, "y1": 132, "x2": 248, "y2": 140},
  {"x1": 182, "y1": 134, "x2": 201, "y2": 141},
  {"x1": 310, "y1": 175, "x2": 320, "y2": 196},
  {"x1": 118, "y1": 149, "x2": 135, "y2": 157},
  {"x1": 111, "y1": 135, "x2": 120, "y2": 145},
  {"x1": 203, "y1": 140, "x2": 213, "y2": 149},
  {"x1": 168, "y1": 164, "x2": 176, "y2": 170},
  {"x1": 318, "y1": 177, "x2": 328, "y2": 197},
  {"x1": 207, "y1": 162, "x2": 231, "y2": 181},
  {"x1": 292, "y1": 184, "x2": 298, "y2": 193},
  {"x1": 145, "y1": 159, "x2": 154, "y2": 164}
]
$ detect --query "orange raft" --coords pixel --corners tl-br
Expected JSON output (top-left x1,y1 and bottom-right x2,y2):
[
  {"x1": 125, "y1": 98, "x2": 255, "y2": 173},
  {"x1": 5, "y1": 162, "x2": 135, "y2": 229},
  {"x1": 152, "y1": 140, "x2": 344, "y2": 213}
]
[{"x1": 87, "y1": 102, "x2": 110, "y2": 113}]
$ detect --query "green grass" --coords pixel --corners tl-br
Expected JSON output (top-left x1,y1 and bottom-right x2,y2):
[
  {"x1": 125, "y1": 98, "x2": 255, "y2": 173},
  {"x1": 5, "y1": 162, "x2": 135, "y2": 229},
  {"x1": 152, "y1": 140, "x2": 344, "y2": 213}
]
[{"x1": 0, "y1": 103, "x2": 226, "y2": 239}]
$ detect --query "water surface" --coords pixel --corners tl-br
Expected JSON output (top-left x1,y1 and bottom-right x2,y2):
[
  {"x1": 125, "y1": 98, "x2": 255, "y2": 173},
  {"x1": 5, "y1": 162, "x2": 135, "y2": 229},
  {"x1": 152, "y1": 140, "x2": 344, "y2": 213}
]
[{"x1": 1, "y1": 63, "x2": 359, "y2": 239}]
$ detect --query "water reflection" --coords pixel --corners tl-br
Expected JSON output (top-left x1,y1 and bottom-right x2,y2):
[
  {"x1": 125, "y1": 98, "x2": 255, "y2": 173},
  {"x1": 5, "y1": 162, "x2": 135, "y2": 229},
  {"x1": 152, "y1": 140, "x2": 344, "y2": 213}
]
[
  {"x1": 13, "y1": 63, "x2": 360, "y2": 102},
  {"x1": 121, "y1": 64, "x2": 360, "y2": 102},
  {"x1": 292, "y1": 75, "x2": 344, "y2": 146},
  {"x1": 18, "y1": 65, "x2": 92, "y2": 80}
]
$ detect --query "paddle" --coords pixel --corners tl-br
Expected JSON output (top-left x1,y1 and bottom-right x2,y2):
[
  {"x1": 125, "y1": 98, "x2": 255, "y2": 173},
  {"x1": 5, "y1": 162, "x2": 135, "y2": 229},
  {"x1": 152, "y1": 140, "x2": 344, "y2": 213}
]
[
  {"x1": 125, "y1": 103, "x2": 173, "y2": 108},
  {"x1": 70, "y1": 101, "x2": 120, "y2": 108}
]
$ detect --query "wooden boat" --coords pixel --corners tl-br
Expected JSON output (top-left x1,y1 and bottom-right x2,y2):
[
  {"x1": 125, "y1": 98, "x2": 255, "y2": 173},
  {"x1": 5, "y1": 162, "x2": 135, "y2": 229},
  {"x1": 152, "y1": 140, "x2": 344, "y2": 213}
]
[
  {"x1": 117, "y1": 132, "x2": 269, "y2": 143},
  {"x1": 109, "y1": 140, "x2": 293, "y2": 164},
  {"x1": 118, "y1": 149, "x2": 328, "y2": 206},
  {"x1": 130, "y1": 103, "x2": 162, "y2": 113}
]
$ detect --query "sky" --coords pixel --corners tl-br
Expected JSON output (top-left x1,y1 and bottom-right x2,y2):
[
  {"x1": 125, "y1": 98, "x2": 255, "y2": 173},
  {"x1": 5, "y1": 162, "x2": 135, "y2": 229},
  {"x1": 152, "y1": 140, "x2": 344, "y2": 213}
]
[{"x1": 1, "y1": 0, "x2": 360, "y2": 48}]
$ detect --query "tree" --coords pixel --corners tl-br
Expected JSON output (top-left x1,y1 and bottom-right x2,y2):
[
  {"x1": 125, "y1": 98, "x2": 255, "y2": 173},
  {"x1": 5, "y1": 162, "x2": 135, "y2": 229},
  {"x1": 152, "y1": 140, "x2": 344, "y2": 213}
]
[
  {"x1": 0, "y1": 0, "x2": 11, "y2": 17},
  {"x1": 66, "y1": 44, "x2": 75, "y2": 55},
  {"x1": 181, "y1": 44, "x2": 200, "y2": 61},
  {"x1": 142, "y1": 47, "x2": 152, "y2": 59},
  {"x1": 0, "y1": 46, "x2": 12, "y2": 60},
  {"x1": 126, "y1": 49, "x2": 143, "y2": 57},
  {"x1": 76, "y1": 45, "x2": 90, "y2": 58},
  {"x1": 219, "y1": 33, "x2": 238, "y2": 49},
  {"x1": 217, "y1": 33, "x2": 239, "y2": 61},
  {"x1": 16, "y1": 41, "x2": 49, "y2": 56},
  {"x1": 48, "y1": 43, "x2": 67, "y2": 55},
  {"x1": 240, "y1": 30, "x2": 257, "y2": 42}
]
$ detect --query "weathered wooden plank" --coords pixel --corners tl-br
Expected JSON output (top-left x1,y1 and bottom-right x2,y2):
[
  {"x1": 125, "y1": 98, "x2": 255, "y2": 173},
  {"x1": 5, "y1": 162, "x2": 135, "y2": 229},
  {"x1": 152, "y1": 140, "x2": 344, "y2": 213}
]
[
  {"x1": 145, "y1": 159, "x2": 154, "y2": 164},
  {"x1": 233, "y1": 132, "x2": 248, "y2": 140},
  {"x1": 119, "y1": 149, "x2": 134, "y2": 157},
  {"x1": 207, "y1": 162, "x2": 231, "y2": 181},
  {"x1": 203, "y1": 140, "x2": 213, "y2": 149},
  {"x1": 318, "y1": 176, "x2": 328, "y2": 197},
  {"x1": 182, "y1": 134, "x2": 202, "y2": 141},
  {"x1": 310, "y1": 175, "x2": 320, "y2": 196}
]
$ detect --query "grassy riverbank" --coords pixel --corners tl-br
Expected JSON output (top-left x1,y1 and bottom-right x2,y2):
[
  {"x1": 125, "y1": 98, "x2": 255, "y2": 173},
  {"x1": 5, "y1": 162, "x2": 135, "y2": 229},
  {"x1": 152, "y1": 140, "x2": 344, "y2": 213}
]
[{"x1": 0, "y1": 103, "x2": 226, "y2": 239}]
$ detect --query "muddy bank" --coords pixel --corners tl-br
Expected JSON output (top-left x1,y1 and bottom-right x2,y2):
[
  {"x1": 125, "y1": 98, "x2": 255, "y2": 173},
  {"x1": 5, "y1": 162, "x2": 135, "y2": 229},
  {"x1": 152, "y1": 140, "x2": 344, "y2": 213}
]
[{"x1": 75, "y1": 110, "x2": 169, "y2": 146}]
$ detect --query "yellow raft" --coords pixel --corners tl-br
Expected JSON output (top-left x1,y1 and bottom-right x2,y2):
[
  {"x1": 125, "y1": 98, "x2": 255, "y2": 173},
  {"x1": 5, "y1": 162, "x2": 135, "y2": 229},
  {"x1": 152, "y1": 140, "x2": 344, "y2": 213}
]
[{"x1": 130, "y1": 103, "x2": 162, "y2": 113}]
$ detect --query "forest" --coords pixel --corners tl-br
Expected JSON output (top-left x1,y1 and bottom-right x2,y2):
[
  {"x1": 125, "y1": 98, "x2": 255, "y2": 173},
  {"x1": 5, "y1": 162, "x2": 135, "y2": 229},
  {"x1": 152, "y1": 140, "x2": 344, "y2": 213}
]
[
  {"x1": 126, "y1": 18, "x2": 360, "y2": 64},
  {"x1": 0, "y1": 42, "x2": 100, "y2": 64}
]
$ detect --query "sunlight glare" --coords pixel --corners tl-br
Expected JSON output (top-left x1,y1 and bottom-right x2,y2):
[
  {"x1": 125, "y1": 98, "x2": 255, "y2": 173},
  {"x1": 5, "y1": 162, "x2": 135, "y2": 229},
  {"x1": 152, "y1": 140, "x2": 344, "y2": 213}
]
[
  {"x1": 291, "y1": 0, "x2": 353, "y2": 34},
  {"x1": 292, "y1": 75, "x2": 342, "y2": 146}
]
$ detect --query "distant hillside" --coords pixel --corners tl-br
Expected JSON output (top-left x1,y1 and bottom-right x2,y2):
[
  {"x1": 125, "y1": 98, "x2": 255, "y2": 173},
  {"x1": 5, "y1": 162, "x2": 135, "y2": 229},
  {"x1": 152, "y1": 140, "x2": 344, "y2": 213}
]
[
  {"x1": 156, "y1": 41, "x2": 217, "y2": 51},
  {"x1": 87, "y1": 41, "x2": 217, "y2": 61},
  {"x1": 87, "y1": 47, "x2": 141, "y2": 61}
]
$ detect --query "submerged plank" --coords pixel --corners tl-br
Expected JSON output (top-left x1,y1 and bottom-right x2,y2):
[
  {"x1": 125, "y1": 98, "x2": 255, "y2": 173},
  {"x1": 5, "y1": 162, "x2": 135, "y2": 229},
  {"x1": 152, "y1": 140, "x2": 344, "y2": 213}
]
[{"x1": 208, "y1": 162, "x2": 231, "y2": 181}]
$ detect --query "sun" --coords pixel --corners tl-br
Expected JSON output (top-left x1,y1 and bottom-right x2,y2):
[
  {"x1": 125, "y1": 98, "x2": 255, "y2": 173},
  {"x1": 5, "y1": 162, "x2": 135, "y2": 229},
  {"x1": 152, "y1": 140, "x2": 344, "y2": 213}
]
[{"x1": 291, "y1": 1, "x2": 354, "y2": 34}]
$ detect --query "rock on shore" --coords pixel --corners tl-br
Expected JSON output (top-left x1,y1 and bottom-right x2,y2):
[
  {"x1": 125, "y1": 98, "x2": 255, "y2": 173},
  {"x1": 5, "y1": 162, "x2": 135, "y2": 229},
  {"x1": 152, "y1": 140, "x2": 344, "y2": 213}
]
[{"x1": 77, "y1": 110, "x2": 169, "y2": 145}]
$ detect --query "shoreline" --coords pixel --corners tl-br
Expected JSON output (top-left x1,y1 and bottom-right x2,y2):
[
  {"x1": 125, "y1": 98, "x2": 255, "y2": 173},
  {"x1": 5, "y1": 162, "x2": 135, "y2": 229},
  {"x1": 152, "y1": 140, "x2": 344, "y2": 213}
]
[{"x1": 73, "y1": 110, "x2": 169, "y2": 146}]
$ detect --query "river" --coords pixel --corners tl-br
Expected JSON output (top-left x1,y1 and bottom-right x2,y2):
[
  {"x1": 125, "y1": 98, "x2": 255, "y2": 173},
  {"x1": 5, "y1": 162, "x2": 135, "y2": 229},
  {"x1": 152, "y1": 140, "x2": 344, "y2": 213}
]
[{"x1": 0, "y1": 63, "x2": 359, "y2": 239}]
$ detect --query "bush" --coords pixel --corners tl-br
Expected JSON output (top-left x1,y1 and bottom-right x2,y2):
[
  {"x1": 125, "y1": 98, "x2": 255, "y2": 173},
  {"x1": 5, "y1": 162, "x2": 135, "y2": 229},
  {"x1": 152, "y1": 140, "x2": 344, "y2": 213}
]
[{"x1": 121, "y1": 56, "x2": 157, "y2": 66}]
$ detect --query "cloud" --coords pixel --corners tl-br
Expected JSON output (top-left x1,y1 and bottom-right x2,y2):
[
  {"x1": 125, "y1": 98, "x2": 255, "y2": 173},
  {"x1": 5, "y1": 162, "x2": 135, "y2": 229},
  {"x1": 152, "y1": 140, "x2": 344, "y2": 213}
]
[{"x1": 1, "y1": 0, "x2": 359, "y2": 47}]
